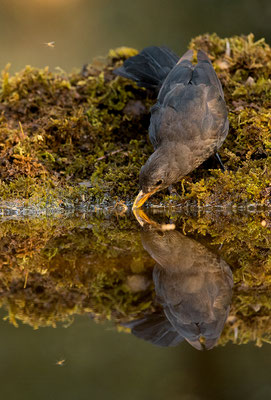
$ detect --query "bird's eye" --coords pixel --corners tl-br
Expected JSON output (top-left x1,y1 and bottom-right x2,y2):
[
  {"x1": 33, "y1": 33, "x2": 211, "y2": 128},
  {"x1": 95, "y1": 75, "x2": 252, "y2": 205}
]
[{"x1": 156, "y1": 180, "x2": 163, "y2": 186}]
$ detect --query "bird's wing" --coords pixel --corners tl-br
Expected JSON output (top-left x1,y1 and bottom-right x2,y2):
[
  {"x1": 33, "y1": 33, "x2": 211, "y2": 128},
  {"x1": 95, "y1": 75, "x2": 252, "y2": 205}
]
[
  {"x1": 193, "y1": 50, "x2": 224, "y2": 99},
  {"x1": 201, "y1": 85, "x2": 229, "y2": 148},
  {"x1": 157, "y1": 49, "x2": 194, "y2": 103},
  {"x1": 151, "y1": 83, "x2": 228, "y2": 149},
  {"x1": 149, "y1": 103, "x2": 163, "y2": 148},
  {"x1": 149, "y1": 50, "x2": 228, "y2": 149},
  {"x1": 163, "y1": 304, "x2": 201, "y2": 341}
]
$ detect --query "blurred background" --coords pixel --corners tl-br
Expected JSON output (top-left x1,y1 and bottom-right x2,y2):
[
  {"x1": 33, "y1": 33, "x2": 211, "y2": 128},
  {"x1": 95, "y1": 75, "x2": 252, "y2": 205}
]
[
  {"x1": 1, "y1": 314, "x2": 271, "y2": 400},
  {"x1": 0, "y1": 0, "x2": 271, "y2": 73}
]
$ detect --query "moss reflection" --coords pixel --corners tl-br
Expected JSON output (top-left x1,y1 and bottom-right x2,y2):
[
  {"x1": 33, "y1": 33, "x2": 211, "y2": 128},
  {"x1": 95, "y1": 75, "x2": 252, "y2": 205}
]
[{"x1": 0, "y1": 211, "x2": 270, "y2": 348}]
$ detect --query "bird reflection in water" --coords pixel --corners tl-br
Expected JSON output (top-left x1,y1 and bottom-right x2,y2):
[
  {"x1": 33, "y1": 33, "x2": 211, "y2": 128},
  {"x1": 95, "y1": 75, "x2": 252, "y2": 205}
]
[{"x1": 128, "y1": 210, "x2": 233, "y2": 350}]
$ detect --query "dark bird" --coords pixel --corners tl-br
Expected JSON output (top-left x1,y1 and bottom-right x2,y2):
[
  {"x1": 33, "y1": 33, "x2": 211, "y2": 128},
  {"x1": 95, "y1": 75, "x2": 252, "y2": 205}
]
[
  {"x1": 114, "y1": 46, "x2": 228, "y2": 208},
  {"x1": 127, "y1": 210, "x2": 233, "y2": 350}
]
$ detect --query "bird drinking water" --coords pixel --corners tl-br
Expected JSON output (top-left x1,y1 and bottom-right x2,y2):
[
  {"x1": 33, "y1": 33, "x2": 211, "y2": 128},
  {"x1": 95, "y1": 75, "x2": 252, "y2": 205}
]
[{"x1": 114, "y1": 46, "x2": 228, "y2": 208}]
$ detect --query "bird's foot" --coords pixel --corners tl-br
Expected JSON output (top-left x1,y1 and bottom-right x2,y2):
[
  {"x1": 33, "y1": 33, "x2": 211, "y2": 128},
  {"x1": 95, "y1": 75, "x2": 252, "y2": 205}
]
[{"x1": 215, "y1": 152, "x2": 226, "y2": 172}]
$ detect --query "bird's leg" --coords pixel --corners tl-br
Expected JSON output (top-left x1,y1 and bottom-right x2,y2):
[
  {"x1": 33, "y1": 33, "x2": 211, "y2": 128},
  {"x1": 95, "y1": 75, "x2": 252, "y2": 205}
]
[{"x1": 215, "y1": 152, "x2": 226, "y2": 172}]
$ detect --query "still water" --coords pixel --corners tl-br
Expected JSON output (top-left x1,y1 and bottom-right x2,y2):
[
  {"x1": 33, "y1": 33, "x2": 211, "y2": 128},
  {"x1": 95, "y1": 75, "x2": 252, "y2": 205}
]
[{"x1": 0, "y1": 208, "x2": 270, "y2": 399}]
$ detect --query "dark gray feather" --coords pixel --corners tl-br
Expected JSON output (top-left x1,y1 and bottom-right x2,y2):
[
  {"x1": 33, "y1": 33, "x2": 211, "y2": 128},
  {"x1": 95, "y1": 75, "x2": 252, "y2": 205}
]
[
  {"x1": 114, "y1": 46, "x2": 179, "y2": 91},
  {"x1": 125, "y1": 313, "x2": 183, "y2": 347}
]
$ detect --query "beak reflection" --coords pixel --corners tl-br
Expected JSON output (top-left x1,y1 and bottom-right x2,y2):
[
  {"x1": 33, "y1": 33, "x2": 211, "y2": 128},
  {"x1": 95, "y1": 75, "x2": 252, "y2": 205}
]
[
  {"x1": 133, "y1": 208, "x2": 176, "y2": 231},
  {"x1": 132, "y1": 188, "x2": 159, "y2": 209},
  {"x1": 133, "y1": 208, "x2": 159, "y2": 227}
]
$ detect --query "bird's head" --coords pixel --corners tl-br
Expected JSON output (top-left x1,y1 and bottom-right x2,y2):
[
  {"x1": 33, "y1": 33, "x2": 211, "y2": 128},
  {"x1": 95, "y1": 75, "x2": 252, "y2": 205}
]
[{"x1": 133, "y1": 148, "x2": 180, "y2": 209}]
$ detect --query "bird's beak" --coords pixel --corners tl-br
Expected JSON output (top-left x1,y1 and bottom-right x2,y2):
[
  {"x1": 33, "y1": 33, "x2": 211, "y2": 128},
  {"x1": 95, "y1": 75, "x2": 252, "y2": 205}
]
[{"x1": 132, "y1": 188, "x2": 159, "y2": 209}]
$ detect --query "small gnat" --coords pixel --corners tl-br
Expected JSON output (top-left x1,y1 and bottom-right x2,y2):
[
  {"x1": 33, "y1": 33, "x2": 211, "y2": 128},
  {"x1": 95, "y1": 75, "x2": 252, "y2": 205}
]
[
  {"x1": 56, "y1": 359, "x2": 65, "y2": 366},
  {"x1": 44, "y1": 41, "x2": 55, "y2": 48}
]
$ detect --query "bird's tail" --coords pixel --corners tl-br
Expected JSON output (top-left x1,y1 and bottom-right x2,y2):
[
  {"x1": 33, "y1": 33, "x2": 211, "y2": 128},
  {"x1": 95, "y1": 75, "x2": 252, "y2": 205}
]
[
  {"x1": 113, "y1": 46, "x2": 179, "y2": 91},
  {"x1": 123, "y1": 313, "x2": 183, "y2": 347}
]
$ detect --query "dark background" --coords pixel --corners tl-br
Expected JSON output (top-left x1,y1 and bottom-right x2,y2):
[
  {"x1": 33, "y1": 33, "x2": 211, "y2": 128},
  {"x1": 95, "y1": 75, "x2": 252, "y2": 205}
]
[{"x1": 1, "y1": 0, "x2": 271, "y2": 72}]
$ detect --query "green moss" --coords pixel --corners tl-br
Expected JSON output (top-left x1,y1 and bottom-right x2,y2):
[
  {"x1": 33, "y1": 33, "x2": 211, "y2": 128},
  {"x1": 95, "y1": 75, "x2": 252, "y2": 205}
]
[
  {"x1": 0, "y1": 51, "x2": 151, "y2": 208},
  {"x1": 0, "y1": 33, "x2": 270, "y2": 208}
]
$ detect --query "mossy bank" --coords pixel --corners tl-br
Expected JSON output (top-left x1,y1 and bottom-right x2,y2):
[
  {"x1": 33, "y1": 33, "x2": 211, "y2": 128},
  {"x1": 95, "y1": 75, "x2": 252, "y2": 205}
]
[
  {"x1": 0, "y1": 211, "x2": 270, "y2": 346},
  {"x1": 0, "y1": 33, "x2": 270, "y2": 209}
]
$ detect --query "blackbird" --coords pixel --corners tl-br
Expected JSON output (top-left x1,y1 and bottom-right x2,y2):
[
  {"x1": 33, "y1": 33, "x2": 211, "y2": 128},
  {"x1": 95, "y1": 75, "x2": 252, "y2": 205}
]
[
  {"x1": 127, "y1": 210, "x2": 233, "y2": 349},
  {"x1": 114, "y1": 46, "x2": 228, "y2": 208}
]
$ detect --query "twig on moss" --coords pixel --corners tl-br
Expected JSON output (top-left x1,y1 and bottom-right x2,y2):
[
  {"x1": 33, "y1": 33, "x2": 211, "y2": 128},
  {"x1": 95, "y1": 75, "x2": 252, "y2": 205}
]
[{"x1": 96, "y1": 148, "x2": 127, "y2": 161}]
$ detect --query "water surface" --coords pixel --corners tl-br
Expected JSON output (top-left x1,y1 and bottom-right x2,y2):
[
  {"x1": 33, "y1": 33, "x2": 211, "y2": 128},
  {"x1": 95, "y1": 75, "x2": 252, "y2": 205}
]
[{"x1": 0, "y1": 208, "x2": 270, "y2": 398}]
